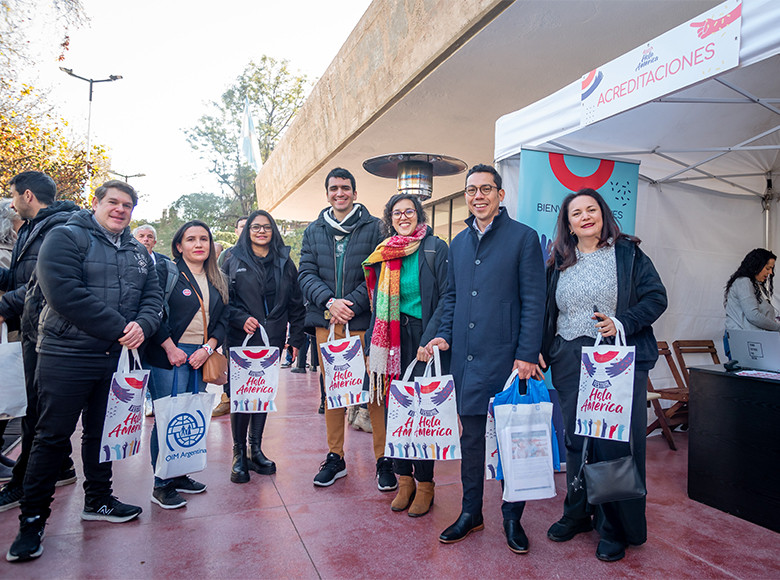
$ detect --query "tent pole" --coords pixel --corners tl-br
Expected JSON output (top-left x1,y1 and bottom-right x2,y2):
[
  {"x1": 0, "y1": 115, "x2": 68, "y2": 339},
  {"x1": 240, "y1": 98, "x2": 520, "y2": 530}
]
[{"x1": 763, "y1": 174, "x2": 774, "y2": 250}]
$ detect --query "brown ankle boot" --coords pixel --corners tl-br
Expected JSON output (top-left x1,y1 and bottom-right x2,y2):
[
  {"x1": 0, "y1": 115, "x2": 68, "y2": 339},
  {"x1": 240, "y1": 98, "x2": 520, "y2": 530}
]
[
  {"x1": 391, "y1": 476, "x2": 415, "y2": 511},
  {"x1": 408, "y1": 481, "x2": 434, "y2": 517}
]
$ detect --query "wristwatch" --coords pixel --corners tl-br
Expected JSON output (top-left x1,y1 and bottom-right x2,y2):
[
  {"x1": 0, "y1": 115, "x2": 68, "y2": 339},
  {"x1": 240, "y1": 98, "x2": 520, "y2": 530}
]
[
  {"x1": 326, "y1": 298, "x2": 336, "y2": 309},
  {"x1": 201, "y1": 344, "x2": 214, "y2": 355}
]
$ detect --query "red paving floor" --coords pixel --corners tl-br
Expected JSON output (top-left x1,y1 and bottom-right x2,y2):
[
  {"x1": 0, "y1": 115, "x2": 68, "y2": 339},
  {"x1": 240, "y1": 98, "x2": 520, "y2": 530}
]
[{"x1": 0, "y1": 368, "x2": 778, "y2": 579}]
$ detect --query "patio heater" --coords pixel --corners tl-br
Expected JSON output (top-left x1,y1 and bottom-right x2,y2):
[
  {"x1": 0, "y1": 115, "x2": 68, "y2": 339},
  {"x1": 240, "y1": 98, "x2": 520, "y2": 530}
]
[{"x1": 362, "y1": 152, "x2": 467, "y2": 200}]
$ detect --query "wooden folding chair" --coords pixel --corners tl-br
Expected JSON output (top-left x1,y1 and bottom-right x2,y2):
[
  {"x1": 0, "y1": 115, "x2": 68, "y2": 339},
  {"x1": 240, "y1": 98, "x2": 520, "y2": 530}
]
[
  {"x1": 672, "y1": 340, "x2": 721, "y2": 388},
  {"x1": 646, "y1": 341, "x2": 688, "y2": 450}
]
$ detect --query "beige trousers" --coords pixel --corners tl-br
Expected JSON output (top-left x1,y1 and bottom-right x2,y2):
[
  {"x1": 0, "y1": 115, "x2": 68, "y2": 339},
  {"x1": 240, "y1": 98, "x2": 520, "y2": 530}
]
[{"x1": 316, "y1": 325, "x2": 386, "y2": 460}]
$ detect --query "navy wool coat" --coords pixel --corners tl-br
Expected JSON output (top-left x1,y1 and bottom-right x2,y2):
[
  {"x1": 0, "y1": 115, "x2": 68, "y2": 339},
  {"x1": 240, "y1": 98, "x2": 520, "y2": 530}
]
[{"x1": 437, "y1": 209, "x2": 546, "y2": 415}]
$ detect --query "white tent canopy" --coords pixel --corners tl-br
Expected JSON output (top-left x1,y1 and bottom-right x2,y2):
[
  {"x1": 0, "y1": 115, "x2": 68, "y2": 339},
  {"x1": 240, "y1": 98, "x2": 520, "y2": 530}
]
[{"x1": 495, "y1": 0, "x2": 780, "y2": 381}]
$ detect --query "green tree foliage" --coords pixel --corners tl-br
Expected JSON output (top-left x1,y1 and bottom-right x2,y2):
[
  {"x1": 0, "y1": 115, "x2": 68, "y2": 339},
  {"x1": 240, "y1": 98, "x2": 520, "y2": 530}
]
[
  {"x1": 171, "y1": 192, "x2": 231, "y2": 228},
  {"x1": 185, "y1": 56, "x2": 309, "y2": 218}
]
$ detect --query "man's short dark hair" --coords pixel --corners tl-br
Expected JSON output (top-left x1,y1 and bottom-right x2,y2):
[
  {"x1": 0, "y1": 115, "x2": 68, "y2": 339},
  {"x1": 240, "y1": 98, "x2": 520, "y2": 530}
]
[
  {"x1": 466, "y1": 164, "x2": 502, "y2": 191},
  {"x1": 324, "y1": 167, "x2": 356, "y2": 192},
  {"x1": 235, "y1": 216, "x2": 249, "y2": 228},
  {"x1": 9, "y1": 171, "x2": 57, "y2": 206},
  {"x1": 93, "y1": 180, "x2": 138, "y2": 206}
]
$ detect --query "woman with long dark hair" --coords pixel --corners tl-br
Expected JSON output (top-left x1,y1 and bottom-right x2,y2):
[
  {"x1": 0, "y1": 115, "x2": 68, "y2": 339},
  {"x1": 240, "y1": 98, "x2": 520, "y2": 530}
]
[
  {"x1": 145, "y1": 220, "x2": 229, "y2": 509},
  {"x1": 222, "y1": 209, "x2": 305, "y2": 483},
  {"x1": 540, "y1": 188, "x2": 667, "y2": 562},
  {"x1": 363, "y1": 193, "x2": 449, "y2": 517},
  {"x1": 724, "y1": 248, "x2": 778, "y2": 332}
]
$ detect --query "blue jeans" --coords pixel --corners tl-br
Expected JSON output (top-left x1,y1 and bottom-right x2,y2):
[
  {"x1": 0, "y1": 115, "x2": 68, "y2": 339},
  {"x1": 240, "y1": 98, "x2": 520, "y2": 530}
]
[{"x1": 148, "y1": 343, "x2": 206, "y2": 488}]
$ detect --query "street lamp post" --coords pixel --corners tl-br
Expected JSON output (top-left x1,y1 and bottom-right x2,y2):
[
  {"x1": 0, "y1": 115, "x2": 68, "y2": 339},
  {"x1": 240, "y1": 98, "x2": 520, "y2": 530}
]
[
  {"x1": 59, "y1": 67, "x2": 123, "y2": 198},
  {"x1": 108, "y1": 170, "x2": 146, "y2": 183}
]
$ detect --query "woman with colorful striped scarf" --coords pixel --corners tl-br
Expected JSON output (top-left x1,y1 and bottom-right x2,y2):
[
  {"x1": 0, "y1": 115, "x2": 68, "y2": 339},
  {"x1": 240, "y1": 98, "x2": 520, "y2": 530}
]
[{"x1": 363, "y1": 194, "x2": 449, "y2": 517}]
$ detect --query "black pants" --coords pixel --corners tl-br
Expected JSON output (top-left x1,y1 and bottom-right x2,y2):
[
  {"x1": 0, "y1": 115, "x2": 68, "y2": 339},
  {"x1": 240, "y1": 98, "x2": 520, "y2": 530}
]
[
  {"x1": 460, "y1": 414, "x2": 525, "y2": 520},
  {"x1": 7, "y1": 339, "x2": 73, "y2": 490},
  {"x1": 21, "y1": 353, "x2": 117, "y2": 520},
  {"x1": 549, "y1": 335, "x2": 648, "y2": 545},
  {"x1": 390, "y1": 315, "x2": 434, "y2": 482},
  {"x1": 295, "y1": 334, "x2": 310, "y2": 369}
]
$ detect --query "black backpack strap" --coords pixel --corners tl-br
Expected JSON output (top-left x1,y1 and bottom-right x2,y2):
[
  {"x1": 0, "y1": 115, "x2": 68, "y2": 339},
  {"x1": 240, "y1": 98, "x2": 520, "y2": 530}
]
[
  {"x1": 422, "y1": 234, "x2": 437, "y2": 275},
  {"x1": 162, "y1": 259, "x2": 180, "y2": 318}
]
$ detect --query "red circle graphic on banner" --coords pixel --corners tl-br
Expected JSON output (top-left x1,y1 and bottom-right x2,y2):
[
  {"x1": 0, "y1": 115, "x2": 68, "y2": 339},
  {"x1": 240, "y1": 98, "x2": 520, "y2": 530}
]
[{"x1": 549, "y1": 153, "x2": 614, "y2": 191}]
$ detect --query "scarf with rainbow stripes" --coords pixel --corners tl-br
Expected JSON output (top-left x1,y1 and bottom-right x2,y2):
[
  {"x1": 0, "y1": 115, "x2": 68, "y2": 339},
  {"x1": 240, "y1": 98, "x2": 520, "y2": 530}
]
[{"x1": 362, "y1": 223, "x2": 427, "y2": 402}]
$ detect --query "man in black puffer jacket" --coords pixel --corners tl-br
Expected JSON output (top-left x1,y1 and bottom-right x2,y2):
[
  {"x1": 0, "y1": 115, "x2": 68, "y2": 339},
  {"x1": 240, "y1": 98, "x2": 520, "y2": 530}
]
[
  {"x1": 7, "y1": 180, "x2": 162, "y2": 563},
  {"x1": 0, "y1": 171, "x2": 80, "y2": 512},
  {"x1": 298, "y1": 167, "x2": 394, "y2": 492}
]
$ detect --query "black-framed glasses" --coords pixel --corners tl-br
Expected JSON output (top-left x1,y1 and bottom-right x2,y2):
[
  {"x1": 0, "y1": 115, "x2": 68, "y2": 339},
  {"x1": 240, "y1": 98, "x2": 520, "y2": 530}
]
[
  {"x1": 465, "y1": 184, "x2": 499, "y2": 196},
  {"x1": 250, "y1": 224, "x2": 273, "y2": 233},
  {"x1": 391, "y1": 208, "x2": 417, "y2": 219}
]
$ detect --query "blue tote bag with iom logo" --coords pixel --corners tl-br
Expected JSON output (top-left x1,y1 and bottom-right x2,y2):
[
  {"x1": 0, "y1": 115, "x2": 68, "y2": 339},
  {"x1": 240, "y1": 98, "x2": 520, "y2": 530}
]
[{"x1": 154, "y1": 367, "x2": 215, "y2": 479}]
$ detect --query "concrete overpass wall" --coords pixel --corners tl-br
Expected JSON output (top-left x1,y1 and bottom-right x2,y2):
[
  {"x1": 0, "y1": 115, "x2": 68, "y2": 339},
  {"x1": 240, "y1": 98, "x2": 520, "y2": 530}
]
[{"x1": 255, "y1": 0, "x2": 512, "y2": 210}]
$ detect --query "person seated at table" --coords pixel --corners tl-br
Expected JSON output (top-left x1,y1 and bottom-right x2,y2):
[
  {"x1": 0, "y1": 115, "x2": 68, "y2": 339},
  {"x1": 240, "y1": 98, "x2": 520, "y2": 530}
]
[{"x1": 724, "y1": 248, "x2": 779, "y2": 332}]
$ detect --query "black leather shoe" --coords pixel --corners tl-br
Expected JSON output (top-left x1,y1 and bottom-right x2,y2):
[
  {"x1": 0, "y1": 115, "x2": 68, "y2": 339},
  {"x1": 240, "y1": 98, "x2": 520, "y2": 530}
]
[
  {"x1": 596, "y1": 538, "x2": 627, "y2": 562},
  {"x1": 504, "y1": 520, "x2": 529, "y2": 554},
  {"x1": 249, "y1": 449, "x2": 276, "y2": 475},
  {"x1": 547, "y1": 516, "x2": 593, "y2": 542},
  {"x1": 438, "y1": 512, "x2": 484, "y2": 544}
]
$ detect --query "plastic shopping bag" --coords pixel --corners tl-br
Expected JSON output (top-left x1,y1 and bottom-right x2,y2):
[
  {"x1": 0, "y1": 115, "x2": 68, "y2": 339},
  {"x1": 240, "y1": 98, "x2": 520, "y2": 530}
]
[
  {"x1": 494, "y1": 399, "x2": 556, "y2": 502},
  {"x1": 154, "y1": 367, "x2": 215, "y2": 479},
  {"x1": 320, "y1": 323, "x2": 368, "y2": 409},
  {"x1": 486, "y1": 371, "x2": 560, "y2": 480},
  {"x1": 576, "y1": 319, "x2": 635, "y2": 442},
  {"x1": 0, "y1": 322, "x2": 25, "y2": 420},
  {"x1": 229, "y1": 326, "x2": 280, "y2": 413},
  {"x1": 99, "y1": 347, "x2": 149, "y2": 462}
]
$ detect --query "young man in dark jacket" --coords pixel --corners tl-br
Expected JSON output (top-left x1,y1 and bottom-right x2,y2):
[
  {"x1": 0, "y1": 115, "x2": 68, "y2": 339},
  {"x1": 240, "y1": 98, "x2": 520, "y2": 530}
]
[
  {"x1": 427, "y1": 164, "x2": 545, "y2": 555},
  {"x1": 7, "y1": 180, "x2": 162, "y2": 563},
  {"x1": 298, "y1": 167, "x2": 395, "y2": 491},
  {"x1": 0, "y1": 171, "x2": 80, "y2": 510}
]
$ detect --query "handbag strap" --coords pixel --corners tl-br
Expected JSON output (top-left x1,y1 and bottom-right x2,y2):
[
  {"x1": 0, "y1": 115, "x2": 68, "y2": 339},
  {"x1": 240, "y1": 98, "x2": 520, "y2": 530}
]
[
  {"x1": 181, "y1": 271, "x2": 210, "y2": 344},
  {"x1": 579, "y1": 430, "x2": 635, "y2": 474}
]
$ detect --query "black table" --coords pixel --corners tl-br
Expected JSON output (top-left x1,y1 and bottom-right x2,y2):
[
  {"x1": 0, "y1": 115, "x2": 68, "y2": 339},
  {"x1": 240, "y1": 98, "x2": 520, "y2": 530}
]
[{"x1": 687, "y1": 365, "x2": 780, "y2": 533}]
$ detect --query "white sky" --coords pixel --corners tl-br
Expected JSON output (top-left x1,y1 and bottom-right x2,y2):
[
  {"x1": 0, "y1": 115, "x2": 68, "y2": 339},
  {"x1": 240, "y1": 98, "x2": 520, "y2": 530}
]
[{"x1": 28, "y1": 0, "x2": 372, "y2": 220}]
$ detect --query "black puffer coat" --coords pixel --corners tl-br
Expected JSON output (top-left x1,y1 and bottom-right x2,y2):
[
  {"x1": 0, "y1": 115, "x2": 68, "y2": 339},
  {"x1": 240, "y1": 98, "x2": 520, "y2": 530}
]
[
  {"x1": 0, "y1": 200, "x2": 79, "y2": 325},
  {"x1": 298, "y1": 206, "x2": 382, "y2": 331},
  {"x1": 223, "y1": 245, "x2": 305, "y2": 350},
  {"x1": 36, "y1": 209, "x2": 162, "y2": 357}
]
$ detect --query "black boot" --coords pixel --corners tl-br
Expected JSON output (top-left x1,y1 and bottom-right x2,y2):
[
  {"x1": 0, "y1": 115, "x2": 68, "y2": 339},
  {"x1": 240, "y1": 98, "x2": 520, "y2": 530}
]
[
  {"x1": 230, "y1": 413, "x2": 250, "y2": 483},
  {"x1": 248, "y1": 413, "x2": 276, "y2": 475},
  {"x1": 231, "y1": 445, "x2": 250, "y2": 483}
]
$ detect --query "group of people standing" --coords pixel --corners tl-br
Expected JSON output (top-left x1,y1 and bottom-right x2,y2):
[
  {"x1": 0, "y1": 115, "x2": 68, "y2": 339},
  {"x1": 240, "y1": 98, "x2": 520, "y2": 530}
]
[{"x1": 0, "y1": 163, "x2": 671, "y2": 565}]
